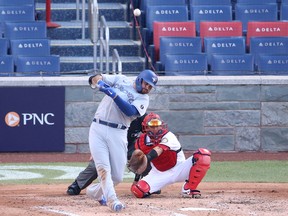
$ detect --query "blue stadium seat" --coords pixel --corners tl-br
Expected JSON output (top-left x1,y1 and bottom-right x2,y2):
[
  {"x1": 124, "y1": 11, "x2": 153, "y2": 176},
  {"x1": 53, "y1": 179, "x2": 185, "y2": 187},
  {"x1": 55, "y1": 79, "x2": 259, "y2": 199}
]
[
  {"x1": 0, "y1": 0, "x2": 34, "y2": 5},
  {"x1": 140, "y1": 0, "x2": 185, "y2": 12},
  {"x1": 249, "y1": 37, "x2": 288, "y2": 69},
  {"x1": 9, "y1": 39, "x2": 51, "y2": 57},
  {"x1": 190, "y1": 0, "x2": 231, "y2": 5},
  {"x1": 236, "y1": 0, "x2": 277, "y2": 4},
  {"x1": 190, "y1": 5, "x2": 233, "y2": 35},
  {"x1": 0, "y1": 55, "x2": 14, "y2": 75},
  {"x1": 15, "y1": 55, "x2": 60, "y2": 76},
  {"x1": 280, "y1": 4, "x2": 288, "y2": 20},
  {"x1": 4, "y1": 21, "x2": 47, "y2": 39},
  {"x1": 158, "y1": 37, "x2": 202, "y2": 71},
  {"x1": 257, "y1": 55, "x2": 288, "y2": 75},
  {"x1": 0, "y1": 5, "x2": 35, "y2": 22},
  {"x1": 0, "y1": 38, "x2": 8, "y2": 55},
  {"x1": 204, "y1": 37, "x2": 246, "y2": 64},
  {"x1": 210, "y1": 54, "x2": 255, "y2": 75},
  {"x1": 235, "y1": 4, "x2": 278, "y2": 33},
  {"x1": 164, "y1": 54, "x2": 208, "y2": 75}
]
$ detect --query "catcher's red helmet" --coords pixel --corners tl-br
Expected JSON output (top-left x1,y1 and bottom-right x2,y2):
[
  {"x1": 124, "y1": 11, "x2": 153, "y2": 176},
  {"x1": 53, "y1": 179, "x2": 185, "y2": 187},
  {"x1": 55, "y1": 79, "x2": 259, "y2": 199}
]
[{"x1": 142, "y1": 112, "x2": 168, "y2": 144}]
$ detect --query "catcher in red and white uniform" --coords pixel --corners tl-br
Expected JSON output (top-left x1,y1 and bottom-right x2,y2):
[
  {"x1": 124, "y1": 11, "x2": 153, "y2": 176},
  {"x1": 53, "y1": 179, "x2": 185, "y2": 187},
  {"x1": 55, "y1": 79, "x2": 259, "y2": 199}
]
[{"x1": 129, "y1": 112, "x2": 211, "y2": 198}]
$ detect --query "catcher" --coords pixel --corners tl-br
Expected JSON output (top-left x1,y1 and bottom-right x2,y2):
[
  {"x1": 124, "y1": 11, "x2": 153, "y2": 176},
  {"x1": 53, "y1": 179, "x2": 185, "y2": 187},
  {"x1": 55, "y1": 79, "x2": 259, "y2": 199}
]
[{"x1": 127, "y1": 112, "x2": 211, "y2": 198}]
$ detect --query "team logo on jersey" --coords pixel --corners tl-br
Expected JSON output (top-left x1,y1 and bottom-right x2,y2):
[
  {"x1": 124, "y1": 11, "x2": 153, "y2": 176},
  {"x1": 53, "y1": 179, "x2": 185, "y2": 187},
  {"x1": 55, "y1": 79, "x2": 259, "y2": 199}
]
[
  {"x1": 140, "y1": 105, "x2": 144, "y2": 109},
  {"x1": 5, "y1": 112, "x2": 20, "y2": 127},
  {"x1": 161, "y1": 138, "x2": 168, "y2": 143}
]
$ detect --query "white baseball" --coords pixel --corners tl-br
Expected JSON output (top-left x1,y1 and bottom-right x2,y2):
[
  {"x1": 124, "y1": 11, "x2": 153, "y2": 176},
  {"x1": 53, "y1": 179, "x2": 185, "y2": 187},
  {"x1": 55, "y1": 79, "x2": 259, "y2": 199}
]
[{"x1": 133, "y1": 8, "x2": 141, "y2": 17}]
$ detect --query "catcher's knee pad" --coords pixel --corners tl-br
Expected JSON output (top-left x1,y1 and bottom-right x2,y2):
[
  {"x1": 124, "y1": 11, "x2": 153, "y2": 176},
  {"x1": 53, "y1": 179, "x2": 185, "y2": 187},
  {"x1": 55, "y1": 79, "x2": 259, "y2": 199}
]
[
  {"x1": 130, "y1": 180, "x2": 150, "y2": 198},
  {"x1": 186, "y1": 148, "x2": 211, "y2": 190}
]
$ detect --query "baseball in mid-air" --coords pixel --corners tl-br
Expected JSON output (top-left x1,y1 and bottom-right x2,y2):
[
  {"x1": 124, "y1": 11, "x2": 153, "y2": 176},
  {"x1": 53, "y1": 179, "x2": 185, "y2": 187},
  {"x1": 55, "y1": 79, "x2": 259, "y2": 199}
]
[{"x1": 133, "y1": 8, "x2": 141, "y2": 16}]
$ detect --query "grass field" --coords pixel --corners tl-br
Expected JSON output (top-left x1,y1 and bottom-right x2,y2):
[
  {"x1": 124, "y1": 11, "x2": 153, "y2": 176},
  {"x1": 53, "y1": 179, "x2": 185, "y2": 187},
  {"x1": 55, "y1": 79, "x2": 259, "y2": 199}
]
[{"x1": 1, "y1": 160, "x2": 287, "y2": 185}]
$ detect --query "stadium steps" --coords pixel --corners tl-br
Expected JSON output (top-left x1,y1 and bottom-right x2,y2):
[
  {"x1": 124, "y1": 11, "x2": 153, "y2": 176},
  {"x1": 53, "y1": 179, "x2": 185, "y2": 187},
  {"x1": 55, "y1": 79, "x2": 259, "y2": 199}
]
[{"x1": 35, "y1": 0, "x2": 145, "y2": 74}]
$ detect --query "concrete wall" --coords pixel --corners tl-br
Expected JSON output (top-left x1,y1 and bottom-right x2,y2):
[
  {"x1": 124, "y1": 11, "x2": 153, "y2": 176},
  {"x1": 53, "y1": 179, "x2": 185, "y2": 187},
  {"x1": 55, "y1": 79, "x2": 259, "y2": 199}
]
[{"x1": 1, "y1": 76, "x2": 288, "y2": 153}]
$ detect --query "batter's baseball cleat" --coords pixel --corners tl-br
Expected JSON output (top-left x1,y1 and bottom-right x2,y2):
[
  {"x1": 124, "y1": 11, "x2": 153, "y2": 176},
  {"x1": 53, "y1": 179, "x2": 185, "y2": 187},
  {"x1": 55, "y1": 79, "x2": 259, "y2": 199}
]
[
  {"x1": 67, "y1": 180, "x2": 81, "y2": 195},
  {"x1": 98, "y1": 195, "x2": 107, "y2": 206},
  {"x1": 110, "y1": 200, "x2": 125, "y2": 212}
]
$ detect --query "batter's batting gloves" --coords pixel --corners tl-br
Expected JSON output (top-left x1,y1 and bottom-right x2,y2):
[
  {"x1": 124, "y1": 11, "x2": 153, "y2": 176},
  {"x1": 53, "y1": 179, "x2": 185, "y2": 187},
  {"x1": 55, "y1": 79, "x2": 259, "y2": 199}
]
[{"x1": 97, "y1": 80, "x2": 110, "y2": 89}]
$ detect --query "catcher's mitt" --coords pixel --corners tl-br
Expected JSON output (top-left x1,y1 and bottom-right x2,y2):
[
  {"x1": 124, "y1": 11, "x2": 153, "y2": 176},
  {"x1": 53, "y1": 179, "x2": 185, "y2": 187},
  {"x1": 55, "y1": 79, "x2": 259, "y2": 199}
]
[{"x1": 127, "y1": 149, "x2": 148, "y2": 175}]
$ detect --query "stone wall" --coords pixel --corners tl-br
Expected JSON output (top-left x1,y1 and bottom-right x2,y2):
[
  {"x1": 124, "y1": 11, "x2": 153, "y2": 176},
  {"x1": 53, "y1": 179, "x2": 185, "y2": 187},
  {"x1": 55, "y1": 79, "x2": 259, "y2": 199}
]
[{"x1": 1, "y1": 76, "x2": 288, "y2": 153}]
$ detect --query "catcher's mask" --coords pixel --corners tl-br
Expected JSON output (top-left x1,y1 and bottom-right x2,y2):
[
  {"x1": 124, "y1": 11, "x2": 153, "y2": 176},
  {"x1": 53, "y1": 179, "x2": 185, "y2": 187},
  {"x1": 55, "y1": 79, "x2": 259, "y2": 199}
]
[
  {"x1": 135, "y1": 70, "x2": 158, "y2": 93},
  {"x1": 142, "y1": 113, "x2": 168, "y2": 144}
]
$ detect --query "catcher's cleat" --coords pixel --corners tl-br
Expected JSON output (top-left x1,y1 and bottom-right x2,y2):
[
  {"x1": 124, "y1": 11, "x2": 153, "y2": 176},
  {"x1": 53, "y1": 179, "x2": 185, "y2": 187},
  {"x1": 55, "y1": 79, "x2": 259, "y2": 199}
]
[
  {"x1": 110, "y1": 200, "x2": 125, "y2": 212},
  {"x1": 67, "y1": 180, "x2": 81, "y2": 195},
  {"x1": 151, "y1": 190, "x2": 161, "y2": 195},
  {"x1": 182, "y1": 182, "x2": 201, "y2": 199},
  {"x1": 98, "y1": 195, "x2": 107, "y2": 206}
]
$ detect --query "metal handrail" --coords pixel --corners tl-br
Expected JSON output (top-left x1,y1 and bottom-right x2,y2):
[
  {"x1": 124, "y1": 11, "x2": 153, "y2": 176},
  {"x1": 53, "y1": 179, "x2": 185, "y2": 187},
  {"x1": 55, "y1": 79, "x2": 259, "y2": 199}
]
[
  {"x1": 99, "y1": 15, "x2": 110, "y2": 72},
  {"x1": 112, "y1": 49, "x2": 122, "y2": 74}
]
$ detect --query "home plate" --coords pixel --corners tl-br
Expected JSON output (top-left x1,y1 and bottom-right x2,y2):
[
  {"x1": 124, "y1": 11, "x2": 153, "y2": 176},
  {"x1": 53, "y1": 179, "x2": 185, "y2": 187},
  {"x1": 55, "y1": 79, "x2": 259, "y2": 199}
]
[{"x1": 180, "y1": 207, "x2": 218, "y2": 211}]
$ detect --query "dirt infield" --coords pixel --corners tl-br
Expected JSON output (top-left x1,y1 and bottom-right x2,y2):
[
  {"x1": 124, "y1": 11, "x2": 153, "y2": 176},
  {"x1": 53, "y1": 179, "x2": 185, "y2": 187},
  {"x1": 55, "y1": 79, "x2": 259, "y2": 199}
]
[{"x1": 0, "y1": 152, "x2": 287, "y2": 216}]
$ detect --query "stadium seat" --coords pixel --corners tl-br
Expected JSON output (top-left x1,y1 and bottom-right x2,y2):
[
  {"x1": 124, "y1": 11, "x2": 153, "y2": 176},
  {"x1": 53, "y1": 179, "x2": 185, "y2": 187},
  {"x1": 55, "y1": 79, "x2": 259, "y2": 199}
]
[
  {"x1": 0, "y1": 0, "x2": 34, "y2": 5},
  {"x1": 0, "y1": 38, "x2": 8, "y2": 55},
  {"x1": 257, "y1": 54, "x2": 288, "y2": 74},
  {"x1": 280, "y1": 4, "x2": 288, "y2": 20},
  {"x1": 158, "y1": 37, "x2": 202, "y2": 71},
  {"x1": 249, "y1": 37, "x2": 288, "y2": 69},
  {"x1": 15, "y1": 55, "x2": 60, "y2": 75},
  {"x1": 199, "y1": 21, "x2": 243, "y2": 39},
  {"x1": 246, "y1": 22, "x2": 288, "y2": 46},
  {"x1": 235, "y1": 4, "x2": 278, "y2": 33},
  {"x1": 164, "y1": 54, "x2": 208, "y2": 75},
  {"x1": 190, "y1": 0, "x2": 231, "y2": 5},
  {"x1": 0, "y1": 5, "x2": 35, "y2": 22},
  {"x1": 0, "y1": 55, "x2": 14, "y2": 75},
  {"x1": 150, "y1": 21, "x2": 196, "y2": 63},
  {"x1": 140, "y1": 0, "x2": 186, "y2": 12},
  {"x1": 236, "y1": 0, "x2": 277, "y2": 4},
  {"x1": 9, "y1": 39, "x2": 51, "y2": 57},
  {"x1": 210, "y1": 54, "x2": 255, "y2": 75},
  {"x1": 204, "y1": 36, "x2": 246, "y2": 64},
  {"x1": 4, "y1": 21, "x2": 47, "y2": 39},
  {"x1": 189, "y1": 5, "x2": 233, "y2": 35}
]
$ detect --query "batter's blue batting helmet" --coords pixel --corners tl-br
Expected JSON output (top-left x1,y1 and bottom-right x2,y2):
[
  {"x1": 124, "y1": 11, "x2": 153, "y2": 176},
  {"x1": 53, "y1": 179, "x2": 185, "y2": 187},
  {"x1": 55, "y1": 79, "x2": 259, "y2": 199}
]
[{"x1": 135, "y1": 70, "x2": 158, "y2": 93}]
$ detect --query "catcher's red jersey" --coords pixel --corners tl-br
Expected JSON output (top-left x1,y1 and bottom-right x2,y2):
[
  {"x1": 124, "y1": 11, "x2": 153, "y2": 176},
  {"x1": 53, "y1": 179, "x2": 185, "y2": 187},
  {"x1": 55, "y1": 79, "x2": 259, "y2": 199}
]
[{"x1": 134, "y1": 132, "x2": 184, "y2": 171}]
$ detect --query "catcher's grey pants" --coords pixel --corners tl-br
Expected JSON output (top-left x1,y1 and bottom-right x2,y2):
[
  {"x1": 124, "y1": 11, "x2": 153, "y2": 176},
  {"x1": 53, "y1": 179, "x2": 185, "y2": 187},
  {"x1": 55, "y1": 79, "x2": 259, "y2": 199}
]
[{"x1": 76, "y1": 160, "x2": 98, "y2": 189}]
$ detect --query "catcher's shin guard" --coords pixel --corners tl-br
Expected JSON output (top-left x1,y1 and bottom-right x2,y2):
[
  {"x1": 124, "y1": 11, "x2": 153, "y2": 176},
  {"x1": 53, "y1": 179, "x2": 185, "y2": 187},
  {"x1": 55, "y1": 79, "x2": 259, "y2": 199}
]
[
  {"x1": 131, "y1": 180, "x2": 151, "y2": 198},
  {"x1": 182, "y1": 148, "x2": 211, "y2": 198}
]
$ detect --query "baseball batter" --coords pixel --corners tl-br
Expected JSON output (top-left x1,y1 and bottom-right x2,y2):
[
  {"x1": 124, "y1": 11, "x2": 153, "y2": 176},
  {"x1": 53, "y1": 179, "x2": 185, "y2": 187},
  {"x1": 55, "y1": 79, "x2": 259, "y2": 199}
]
[
  {"x1": 86, "y1": 70, "x2": 158, "y2": 212},
  {"x1": 129, "y1": 113, "x2": 211, "y2": 198}
]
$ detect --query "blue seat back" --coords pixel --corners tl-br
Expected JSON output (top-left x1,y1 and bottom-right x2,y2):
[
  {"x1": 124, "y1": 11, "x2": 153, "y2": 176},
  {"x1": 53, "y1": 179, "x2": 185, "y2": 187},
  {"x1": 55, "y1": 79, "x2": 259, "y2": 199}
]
[
  {"x1": 258, "y1": 55, "x2": 288, "y2": 74},
  {"x1": 236, "y1": 0, "x2": 277, "y2": 4},
  {"x1": 10, "y1": 39, "x2": 50, "y2": 57},
  {"x1": 4, "y1": 21, "x2": 47, "y2": 39},
  {"x1": 15, "y1": 55, "x2": 60, "y2": 75},
  {"x1": 249, "y1": 37, "x2": 288, "y2": 66},
  {"x1": 280, "y1": 4, "x2": 288, "y2": 20},
  {"x1": 235, "y1": 4, "x2": 278, "y2": 32},
  {"x1": 164, "y1": 54, "x2": 208, "y2": 75},
  {"x1": 204, "y1": 37, "x2": 246, "y2": 63},
  {"x1": 0, "y1": 38, "x2": 8, "y2": 55},
  {"x1": 0, "y1": 0, "x2": 34, "y2": 5},
  {"x1": 190, "y1": 5, "x2": 232, "y2": 34},
  {"x1": 190, "y1": 0, "x2": 231, "y2": 5},
  {"x1": 0, "y1": 5, "x2": 35, "y2": 22},
  {"x1": 146, "y1": 5, "x2": 188, "y2": 32},
  {"x1": 210, "y1": 54, "x2": 254, "y2": 75},
  {"x1": 0, "y1": 55, "x2": 14, "y2": 74},
  {"x1": 140, "y1": 0, "x2": 186, "y2": 12},
  {"x1": 159, "y1": 37, "x2": 202, "y2": 64}
]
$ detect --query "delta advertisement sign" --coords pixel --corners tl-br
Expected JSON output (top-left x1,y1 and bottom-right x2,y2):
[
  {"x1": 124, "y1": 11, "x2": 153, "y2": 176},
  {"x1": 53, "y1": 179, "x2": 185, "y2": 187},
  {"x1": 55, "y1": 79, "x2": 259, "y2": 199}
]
[{"x1": 0, "y1": 87, "x2": 65, "y2": 152}]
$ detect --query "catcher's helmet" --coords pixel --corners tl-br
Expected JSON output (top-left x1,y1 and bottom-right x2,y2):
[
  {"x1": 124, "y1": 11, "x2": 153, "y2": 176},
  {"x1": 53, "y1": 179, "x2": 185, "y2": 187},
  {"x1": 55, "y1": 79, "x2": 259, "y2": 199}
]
[
  {"x1": 142, "y1": 112, "x2": 168, "y2": 144},
  {"x1": 135, "y1": 70, "x2": 158, "y2": 93}
]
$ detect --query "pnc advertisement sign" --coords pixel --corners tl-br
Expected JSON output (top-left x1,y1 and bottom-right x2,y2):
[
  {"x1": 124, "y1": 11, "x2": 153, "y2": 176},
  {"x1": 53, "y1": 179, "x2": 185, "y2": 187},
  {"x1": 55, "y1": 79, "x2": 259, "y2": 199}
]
[{"x1": 0, "y1": 87, "x2": 65, "y2": 152}]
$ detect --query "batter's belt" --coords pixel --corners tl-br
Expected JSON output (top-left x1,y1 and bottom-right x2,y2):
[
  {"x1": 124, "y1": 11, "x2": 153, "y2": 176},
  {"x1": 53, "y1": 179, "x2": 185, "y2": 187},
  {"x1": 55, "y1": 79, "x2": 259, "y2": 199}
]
[{"x1": 93, "y1": 118, "x2": 127, "y2": 130}]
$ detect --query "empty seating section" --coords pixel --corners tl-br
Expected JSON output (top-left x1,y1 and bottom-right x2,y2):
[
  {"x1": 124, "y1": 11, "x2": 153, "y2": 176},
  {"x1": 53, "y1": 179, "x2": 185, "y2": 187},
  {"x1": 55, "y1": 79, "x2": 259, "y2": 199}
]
[
  {"x1": 190, "y1": 5, "x2": 233, "y2": 34},
  {"x1": 236, "y1": 0, "x2": 277, "y2": 4},
  {"x1": 190, "y1": 0, "x2": 231, "y2": 5},
  {"x1": 280, "y1": 3, "x2": 288, "y2": 20},
  {"x1": 235, "y1": 4, "x2": 278, "y2": 33},
  {"x1": 0, "y1": 0, "x2": 60, "y2": 76},
  {"x1": 158, "y1": 37, "x2": 202, "y2": 71},
  {"x1": 257, "y1": 55, "x2": 288, "y2": 74}
]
